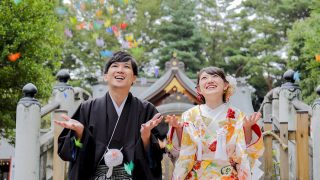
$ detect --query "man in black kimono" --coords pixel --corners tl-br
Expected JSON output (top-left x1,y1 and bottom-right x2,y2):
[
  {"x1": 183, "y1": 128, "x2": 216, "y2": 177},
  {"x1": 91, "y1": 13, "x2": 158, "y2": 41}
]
[{"x1": 56, "y1": 51, "x2": 168, "y2": 180}]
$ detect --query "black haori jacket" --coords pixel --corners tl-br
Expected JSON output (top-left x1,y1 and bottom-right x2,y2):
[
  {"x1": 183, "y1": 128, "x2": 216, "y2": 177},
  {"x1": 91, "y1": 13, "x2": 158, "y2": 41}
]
[{"x1": 58, "y1": 92, "x2": 168, "y2": 180}]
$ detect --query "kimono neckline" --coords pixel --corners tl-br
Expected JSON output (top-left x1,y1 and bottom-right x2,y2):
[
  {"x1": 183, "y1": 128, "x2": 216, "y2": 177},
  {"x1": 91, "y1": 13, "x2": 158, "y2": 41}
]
[
  {"x1": 201, "y1": 103, "x2": 227, "y2": 115},
  {"x1": 199, "y1": 103, "x2": 229, "y2": 119}
]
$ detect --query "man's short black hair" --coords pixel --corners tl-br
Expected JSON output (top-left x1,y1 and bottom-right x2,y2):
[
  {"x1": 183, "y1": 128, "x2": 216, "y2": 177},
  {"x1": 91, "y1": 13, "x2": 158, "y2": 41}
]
[{"x1": 104, "y1": 51, "x2": 138, "y2": 76}]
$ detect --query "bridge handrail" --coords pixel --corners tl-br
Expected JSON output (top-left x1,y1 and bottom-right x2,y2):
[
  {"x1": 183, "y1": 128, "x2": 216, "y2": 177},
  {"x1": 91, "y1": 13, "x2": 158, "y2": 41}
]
[
  {"x1": 40, "y1": 129, "x2": 53, "y2": 154},
  {"x1": 258, "y1": 88, "x2": 274, "y2": 113},
  {"x1": 292, "y1": 99, "x2": 312, "y2": 116},
  {"x1": 41, "y1": 101, "x2": 60, "y2": 117}
]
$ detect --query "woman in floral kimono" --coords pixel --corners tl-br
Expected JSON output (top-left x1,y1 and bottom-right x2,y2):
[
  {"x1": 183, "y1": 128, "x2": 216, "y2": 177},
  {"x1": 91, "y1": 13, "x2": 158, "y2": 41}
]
[{"x1": 165, "y1": 66, "x2": 264, "y2": 180}]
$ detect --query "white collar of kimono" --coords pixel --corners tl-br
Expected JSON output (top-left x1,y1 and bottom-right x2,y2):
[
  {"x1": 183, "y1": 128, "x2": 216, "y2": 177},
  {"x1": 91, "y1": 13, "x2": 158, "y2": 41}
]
[
  {"x1": 200, "y1": 103, "x2": 229, "y2": 121},
  {"x1": 109, "y1": 94, "x2": 128, "y2": 117}
]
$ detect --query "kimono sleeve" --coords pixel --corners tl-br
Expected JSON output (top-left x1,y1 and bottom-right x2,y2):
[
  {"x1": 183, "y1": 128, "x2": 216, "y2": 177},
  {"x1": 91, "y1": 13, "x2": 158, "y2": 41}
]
[
  {"x1": 145, "y1": 103, "x2": 168, "y2": 167},
  {"x1": 166, "y1": 126, "x2": 182, "y2": 164},
  {"x1": 172, "y1": 112, "x2": 196, "y2": 180},
  {"x1": 246, "y1": 124, "x2": 264, "y2": 164},
  {"x1": 237, "y1": 111, "x2": 264, "y2": 167},
  {"x1": 134, "y1": 101, "x2": 168, "y2": 179}
]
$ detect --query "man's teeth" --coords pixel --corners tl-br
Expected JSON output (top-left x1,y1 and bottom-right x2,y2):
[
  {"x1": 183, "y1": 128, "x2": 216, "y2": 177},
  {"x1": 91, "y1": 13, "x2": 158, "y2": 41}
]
[{"x1": 115, "y1": 76, "x2": 125, "y2": 80}]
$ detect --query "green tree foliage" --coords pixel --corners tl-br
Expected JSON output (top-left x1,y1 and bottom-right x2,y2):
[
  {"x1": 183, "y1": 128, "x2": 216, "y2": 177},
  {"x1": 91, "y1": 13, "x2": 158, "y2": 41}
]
[
  {"x1": 207, "y1": 0, "x2": 313, "y2": 108},
  {"x1": 0, "y1": 0, "x2": 63, "y2": 143},
  {"x1": 241, "y1": 0, "x2": 313, "y2": 106},
  {"x1": 59, "y1": 0, "x2": 125, "y2": 87},
  {"x1": 133, "y1": 0, "x2": 163, "y2": 48},
  {"x1": 155, "y1": 0, "x2": 206, "y2": 75},
  {"x1": 59, "y1": 0, "x2": 163, "y2": 86},
  {"x1": 287, "y1": 1, "x2": 320, "y2": 103}
]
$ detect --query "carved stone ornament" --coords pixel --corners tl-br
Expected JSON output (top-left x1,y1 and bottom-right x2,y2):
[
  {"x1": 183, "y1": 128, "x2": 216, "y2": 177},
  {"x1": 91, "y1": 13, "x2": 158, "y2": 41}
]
[
  {"x1": 18, "y1": 83, "x2": 41, "y2": 108},
  {"x1": 281, "y1": 69, "x2": 300, "y2": 92},
  {"x1": 280, "y1": 69, "x2": 301, "y2": 100},
  {"x1": 280, "y1": 88, "x2": 302, "y2": 101},
  {"x1": 53, "y1": 69, "x2": 73, "y2": 92},
  {"x1": 52, "y1": 85, "x2": 73, "y2": 93}
]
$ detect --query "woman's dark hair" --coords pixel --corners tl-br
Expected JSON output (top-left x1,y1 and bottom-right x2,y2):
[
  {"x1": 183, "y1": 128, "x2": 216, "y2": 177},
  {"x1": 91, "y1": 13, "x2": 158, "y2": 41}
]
[
  {"x1": 196, "y1": 66, "x2": 228, "y2": 103},
  {"x1": 104, "y1": 51, "x2": 138, "y2": 76}
]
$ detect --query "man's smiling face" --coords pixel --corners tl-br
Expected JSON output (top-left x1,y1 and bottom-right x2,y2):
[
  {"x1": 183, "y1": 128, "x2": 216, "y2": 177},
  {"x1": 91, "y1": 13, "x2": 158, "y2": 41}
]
[{"x1": 104, "y1": 61, "x2": 137, "y2": 89}]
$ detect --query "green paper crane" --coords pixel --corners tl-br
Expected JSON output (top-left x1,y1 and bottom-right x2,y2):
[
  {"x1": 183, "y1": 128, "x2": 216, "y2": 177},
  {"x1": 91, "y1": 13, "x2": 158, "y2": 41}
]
[{"x1": 124, "y1": 161, "x2": 134, "y2": 175}]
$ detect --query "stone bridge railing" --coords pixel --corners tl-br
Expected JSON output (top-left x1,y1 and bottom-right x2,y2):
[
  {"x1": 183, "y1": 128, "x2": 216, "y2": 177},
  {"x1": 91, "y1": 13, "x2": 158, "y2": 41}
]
[
  {"x1": 260, "y1": 69, "x2": 320, "y2": 180},
  {"x1": 14, "y1": 69, "x2": 91, "y2": 180}
]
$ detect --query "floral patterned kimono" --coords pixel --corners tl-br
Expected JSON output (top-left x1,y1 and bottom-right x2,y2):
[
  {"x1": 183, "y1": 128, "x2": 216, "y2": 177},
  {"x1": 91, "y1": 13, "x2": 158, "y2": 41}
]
[{"x1": 168, "y1": 103, "x2": 264, "y2": 180}]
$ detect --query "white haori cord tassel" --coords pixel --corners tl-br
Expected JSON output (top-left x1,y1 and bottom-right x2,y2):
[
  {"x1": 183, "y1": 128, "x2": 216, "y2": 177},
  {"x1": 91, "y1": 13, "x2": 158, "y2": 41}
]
[
  {"x1": 215, "y1": 128, "x2": 228, "y2": 161},
  {"x1": 197, "y1": 140, "x2": 203, "y2": 161}
]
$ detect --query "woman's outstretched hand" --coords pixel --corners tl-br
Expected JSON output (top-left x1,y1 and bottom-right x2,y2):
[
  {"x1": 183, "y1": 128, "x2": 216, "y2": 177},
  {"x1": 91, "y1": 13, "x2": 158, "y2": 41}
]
[
  {"x1": 243, "y1": 112, "x2": 261, "y2": 129},
  {"x1": 165, "y1": 114, "x2": 183, "y2": 128},
  {"x1": 54, "y1": 114, "x2": 84, "y2": 139},
  {"x1": 165, "y1": 114, "x2": 183, "y2": 146},
  {"x1": 243, "y1": 112, "x2": 261, "y2": 145}
]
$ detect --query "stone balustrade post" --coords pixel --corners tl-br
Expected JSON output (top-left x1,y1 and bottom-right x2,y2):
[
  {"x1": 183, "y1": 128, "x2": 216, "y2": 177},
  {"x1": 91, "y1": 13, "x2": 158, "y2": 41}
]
[
  {"x1": 50, "y1": 69, "x2": 74, "y2": 178},
  {"x1": 278, "y1": 69, "x2": 301, "y2": 179},
  {"x1": 279, "y1": 69, "x2": 301, "y2": 129},
  {"x1": 15, "y1": 83, "x2": 41, "y2": 180},
  {"x1": 51, "y1": 69, "x2": 75, "y2": 128}
]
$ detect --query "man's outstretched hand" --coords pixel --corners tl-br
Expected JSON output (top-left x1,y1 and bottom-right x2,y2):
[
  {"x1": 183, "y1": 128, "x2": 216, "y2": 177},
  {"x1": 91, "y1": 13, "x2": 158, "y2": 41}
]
[{"x1": 54, "y1": 114, "x2": 84, "y2": 139}]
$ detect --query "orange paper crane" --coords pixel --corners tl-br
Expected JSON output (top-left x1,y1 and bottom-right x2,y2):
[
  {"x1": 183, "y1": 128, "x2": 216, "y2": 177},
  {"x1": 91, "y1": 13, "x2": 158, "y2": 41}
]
[
  {"x1": 316, "y1": 54, "x2": 320, "y2": 62},
  {"x1": 8, "y1": 52, "x2": 21, "y2": 62}
]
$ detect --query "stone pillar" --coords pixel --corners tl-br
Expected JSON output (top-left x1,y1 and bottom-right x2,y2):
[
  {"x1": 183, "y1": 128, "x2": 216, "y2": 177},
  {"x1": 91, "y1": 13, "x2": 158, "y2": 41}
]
[
  {"x1": 51, "y1": 70, "x2": 74, "y2": 179},
  {"x1": 51, "y1": 69, "x2": 75, "y2": 126},
  {"x1": 279, "y1": 69, "x2": 301, "y2": 180},
  {"x1": 312, "y1": 86, "x2": 320, "y2": 179},
  {"x1": 15, "y1": 83, "x2": 41, "y2": 180},
  {"x1": 279, "y1": 70, "x2": 301, "y2": 129}
]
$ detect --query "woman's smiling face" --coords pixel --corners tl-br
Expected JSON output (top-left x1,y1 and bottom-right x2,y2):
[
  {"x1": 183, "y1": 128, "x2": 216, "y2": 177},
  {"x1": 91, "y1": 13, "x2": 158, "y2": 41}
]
[{"x1": 197, "y1": 71, "x2": 228, "y2": 101}]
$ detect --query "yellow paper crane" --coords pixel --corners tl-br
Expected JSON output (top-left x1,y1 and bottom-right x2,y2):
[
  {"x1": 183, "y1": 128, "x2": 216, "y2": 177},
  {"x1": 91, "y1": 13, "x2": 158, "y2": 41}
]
[
  {"x1": 125, "y1": 33, "x2": 134, "y2": 42},
  {"x1": 108, "y1": 6, "x2": 114, "y2": 15},
  {"x1": 104, "y1": 19, "x2": 111, "y2": 27}
]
